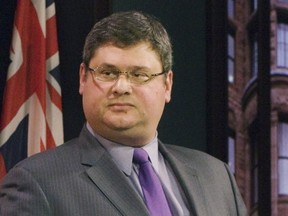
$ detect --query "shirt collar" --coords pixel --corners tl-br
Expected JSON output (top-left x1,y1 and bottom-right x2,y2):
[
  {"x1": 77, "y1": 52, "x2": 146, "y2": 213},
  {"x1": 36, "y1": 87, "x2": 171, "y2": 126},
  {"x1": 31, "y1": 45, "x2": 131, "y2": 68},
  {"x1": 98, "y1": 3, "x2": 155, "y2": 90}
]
[
  {"x1": 141, "y1": 139, "x2": 159, "y2": 172},
  {"x1": 86, "y1": 123, "x2": 159, "y2": 175}
]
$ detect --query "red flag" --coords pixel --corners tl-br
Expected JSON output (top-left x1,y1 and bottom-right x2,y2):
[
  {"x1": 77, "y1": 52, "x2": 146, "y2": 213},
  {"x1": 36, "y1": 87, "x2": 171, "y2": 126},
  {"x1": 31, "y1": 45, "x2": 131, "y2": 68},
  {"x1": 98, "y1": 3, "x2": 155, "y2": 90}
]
[{"x1": 0, "y1": 0, "x2": 63, "y2": 179}]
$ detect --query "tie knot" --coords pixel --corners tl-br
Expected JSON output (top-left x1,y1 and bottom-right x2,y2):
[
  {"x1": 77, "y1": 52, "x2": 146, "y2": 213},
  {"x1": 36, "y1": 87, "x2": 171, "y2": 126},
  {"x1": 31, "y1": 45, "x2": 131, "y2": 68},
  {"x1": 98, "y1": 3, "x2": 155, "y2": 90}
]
[{"x1": 133, "y1": 148, "x2": 149, "y2": 165}]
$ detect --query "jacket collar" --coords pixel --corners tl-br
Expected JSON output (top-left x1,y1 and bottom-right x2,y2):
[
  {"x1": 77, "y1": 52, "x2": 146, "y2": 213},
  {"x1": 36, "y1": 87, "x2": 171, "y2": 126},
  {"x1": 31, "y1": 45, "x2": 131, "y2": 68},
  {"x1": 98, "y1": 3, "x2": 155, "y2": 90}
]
[
  {"x1": 159, "y1": 141, "x2": 208, "y2": 216},
  {"x1": 79, "y1": 126, "x2": 207, "y2": 216},
  {"x1": 79, "y1": 126, "x2": 150, "y2": 216}
]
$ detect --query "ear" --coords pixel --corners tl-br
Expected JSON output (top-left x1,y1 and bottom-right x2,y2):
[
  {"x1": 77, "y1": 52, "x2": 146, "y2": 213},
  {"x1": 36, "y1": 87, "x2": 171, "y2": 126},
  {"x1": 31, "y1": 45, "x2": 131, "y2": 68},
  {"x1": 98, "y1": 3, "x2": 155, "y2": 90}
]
[
  {"x1": 164, "y1": 70, "x2": 173, "y2": 103},
  {"x1": 79, "y1": 63, "x2": 86, "y2": 95}
]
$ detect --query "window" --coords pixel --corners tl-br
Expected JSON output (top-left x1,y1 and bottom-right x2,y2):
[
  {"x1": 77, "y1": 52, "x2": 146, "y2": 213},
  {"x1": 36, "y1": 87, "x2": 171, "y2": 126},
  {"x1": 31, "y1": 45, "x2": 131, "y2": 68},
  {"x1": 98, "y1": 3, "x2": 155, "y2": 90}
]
[
  {"x1": 250, "y1": 0, "x2": 258, "y2": 13},
  {"x1": 228, "y1": 135, "x2": 235, "y2": 173},
  {"x1": 249, "y1": 120, "x2": 258, "y2": 204},
  {"x1": 228, "y1": 34, "x2": 235, "y2": 83},
  {"x1": 277, "y1": 23, "x2": 288, "y2": 68},
  {"x1": 278, "y1": 121, "x2": 288, "y2": 195},
  {"x1": 250, "y1": 32, "x2": 258, "y2": 77},
  {"x1": 251, "y1": 138, "x2": 258, "y2": 204},
  {"x1": 227, "y1": 0, "x2": 234, "y2": 18}
]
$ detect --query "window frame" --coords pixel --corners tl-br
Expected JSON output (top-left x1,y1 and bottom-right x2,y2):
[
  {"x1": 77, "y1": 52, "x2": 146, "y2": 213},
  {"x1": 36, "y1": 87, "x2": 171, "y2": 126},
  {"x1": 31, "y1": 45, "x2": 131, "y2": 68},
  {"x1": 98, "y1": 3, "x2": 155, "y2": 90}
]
[
  {"x1": 277, "y1": 115, "x2": 288, "y2": 196},
  {"x1": 227, "y1": 33, "x2": 236, "y2": 83},
  {"x1": 249, "y1": 120, "x2": 259, "y2": 205}
]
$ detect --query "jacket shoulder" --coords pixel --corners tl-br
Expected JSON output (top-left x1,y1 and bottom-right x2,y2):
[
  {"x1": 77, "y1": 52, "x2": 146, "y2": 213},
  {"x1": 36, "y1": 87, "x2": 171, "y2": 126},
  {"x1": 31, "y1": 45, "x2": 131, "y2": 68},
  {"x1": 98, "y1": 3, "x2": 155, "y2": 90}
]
[
  {"x1": 165, "y1": 144, "x2": 224, "y2": 165},
  {"x1": 13, "y1": 137, "x2": 80, "y2": 173}
]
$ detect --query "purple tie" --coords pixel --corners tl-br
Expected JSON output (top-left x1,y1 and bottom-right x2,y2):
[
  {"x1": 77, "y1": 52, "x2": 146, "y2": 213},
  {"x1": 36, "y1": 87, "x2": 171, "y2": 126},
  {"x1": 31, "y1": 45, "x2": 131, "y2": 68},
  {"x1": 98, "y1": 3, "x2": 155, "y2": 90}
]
[{"x1": 133, "y1": 148, "x2": 172, "y2": 216}]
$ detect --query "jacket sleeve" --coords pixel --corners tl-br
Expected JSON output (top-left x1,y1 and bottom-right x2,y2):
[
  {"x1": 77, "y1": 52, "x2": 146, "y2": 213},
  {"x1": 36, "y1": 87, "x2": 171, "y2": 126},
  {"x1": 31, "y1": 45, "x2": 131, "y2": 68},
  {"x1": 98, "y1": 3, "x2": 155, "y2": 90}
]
[
  {"x1": 224, "y1": 164, "x2": 248, "y2": 216},
  {"x1": 0, "y1": 167, "x2": 52, "y2": 216}
]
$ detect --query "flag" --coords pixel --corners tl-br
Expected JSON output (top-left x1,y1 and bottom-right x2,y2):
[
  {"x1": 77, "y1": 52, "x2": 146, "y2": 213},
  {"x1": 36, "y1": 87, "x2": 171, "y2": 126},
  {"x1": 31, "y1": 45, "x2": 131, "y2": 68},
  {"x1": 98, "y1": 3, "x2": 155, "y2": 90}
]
[{"x1": 0, "y1": 0, "x2": 63, "y2": 179}]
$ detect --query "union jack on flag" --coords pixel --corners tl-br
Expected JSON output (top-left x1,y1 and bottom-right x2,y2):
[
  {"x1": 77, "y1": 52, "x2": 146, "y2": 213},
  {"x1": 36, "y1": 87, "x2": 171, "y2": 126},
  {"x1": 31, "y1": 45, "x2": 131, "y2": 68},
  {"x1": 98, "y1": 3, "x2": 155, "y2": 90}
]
[{"x1": 0, "y1": 0, "x2": 63, "y2": 180}]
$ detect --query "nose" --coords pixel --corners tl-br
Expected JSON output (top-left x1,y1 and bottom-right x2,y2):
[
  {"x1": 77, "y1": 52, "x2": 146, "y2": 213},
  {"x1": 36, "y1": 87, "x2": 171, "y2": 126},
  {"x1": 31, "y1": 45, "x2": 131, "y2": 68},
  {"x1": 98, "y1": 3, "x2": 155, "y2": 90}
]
[{"x1": 111, "y1": 75, "x2": 132, "y2": 95}]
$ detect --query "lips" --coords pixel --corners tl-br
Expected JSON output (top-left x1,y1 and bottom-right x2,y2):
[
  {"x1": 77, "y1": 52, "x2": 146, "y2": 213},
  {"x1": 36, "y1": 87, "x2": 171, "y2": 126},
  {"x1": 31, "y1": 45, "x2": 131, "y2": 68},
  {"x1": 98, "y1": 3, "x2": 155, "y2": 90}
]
[{"x1": 108, "y1": 102, "x2": 134, "y2": 111}]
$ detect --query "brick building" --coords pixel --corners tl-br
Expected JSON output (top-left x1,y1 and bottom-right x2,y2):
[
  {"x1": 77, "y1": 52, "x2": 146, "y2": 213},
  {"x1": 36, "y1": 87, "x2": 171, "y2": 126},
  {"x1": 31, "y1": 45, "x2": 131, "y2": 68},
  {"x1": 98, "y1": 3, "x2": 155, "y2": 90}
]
[{"x1": 227, "y1": 0, "x2": 288, "y2": 215}]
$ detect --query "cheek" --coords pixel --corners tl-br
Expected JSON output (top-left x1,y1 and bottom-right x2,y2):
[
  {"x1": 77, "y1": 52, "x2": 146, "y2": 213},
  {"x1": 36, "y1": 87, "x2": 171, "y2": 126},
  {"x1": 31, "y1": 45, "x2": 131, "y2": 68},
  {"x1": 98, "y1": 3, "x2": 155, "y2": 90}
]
[
  {"x1": 82, "y1": 80, "x2": 107, "y2": 108},
  {"x1": 140, "y1": 89, "x2": 166, "y2": 113},
  {"x1": 82, "y1": 87, "x2": 102, "y2": 117}
]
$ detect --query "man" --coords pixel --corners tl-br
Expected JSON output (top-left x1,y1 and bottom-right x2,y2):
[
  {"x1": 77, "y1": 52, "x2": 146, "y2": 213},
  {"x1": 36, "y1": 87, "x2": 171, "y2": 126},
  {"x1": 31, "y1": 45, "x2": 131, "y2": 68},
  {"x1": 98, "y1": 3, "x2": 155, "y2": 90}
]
[{"x1": 0, "y1": 11, "x2": 247, "y2": 215}]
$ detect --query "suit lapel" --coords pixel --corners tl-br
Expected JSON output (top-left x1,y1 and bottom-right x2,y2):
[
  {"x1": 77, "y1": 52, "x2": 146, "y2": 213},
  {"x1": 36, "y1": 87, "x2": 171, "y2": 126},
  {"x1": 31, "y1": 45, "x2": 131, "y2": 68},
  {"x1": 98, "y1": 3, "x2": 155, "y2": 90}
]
[
  {"x1": 79, "y1": 127, "x2": 150, "y2": 216},
  {"x1": 159, "y1": 143, "x2": 208, "y2": 216},
  {"x1": 78, "y1": 126, "x2": 209, "y2": 215}
]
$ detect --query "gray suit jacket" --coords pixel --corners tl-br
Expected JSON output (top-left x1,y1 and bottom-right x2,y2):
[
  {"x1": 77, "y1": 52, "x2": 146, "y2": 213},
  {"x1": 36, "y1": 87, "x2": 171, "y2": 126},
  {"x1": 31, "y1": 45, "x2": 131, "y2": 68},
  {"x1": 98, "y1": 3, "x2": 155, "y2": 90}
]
[{"x1": 0, "y1": 126, "x2": 247, "y2": 215}]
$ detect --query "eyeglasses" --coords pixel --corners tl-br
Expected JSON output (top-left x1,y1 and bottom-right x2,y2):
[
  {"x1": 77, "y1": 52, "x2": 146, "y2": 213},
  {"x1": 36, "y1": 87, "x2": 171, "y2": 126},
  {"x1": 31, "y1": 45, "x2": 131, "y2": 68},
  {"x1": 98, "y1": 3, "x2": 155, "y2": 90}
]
[{"x1": 87, "y1": 66, "x2": 167, "y2": 85}]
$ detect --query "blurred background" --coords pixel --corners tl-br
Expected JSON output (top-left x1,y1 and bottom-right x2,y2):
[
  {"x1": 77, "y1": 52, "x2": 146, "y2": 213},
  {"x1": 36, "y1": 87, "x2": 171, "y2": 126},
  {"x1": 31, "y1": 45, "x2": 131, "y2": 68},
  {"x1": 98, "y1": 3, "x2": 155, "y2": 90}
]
[{"x1": 1, "y1": 0, "x2": 287, "y2": 215}]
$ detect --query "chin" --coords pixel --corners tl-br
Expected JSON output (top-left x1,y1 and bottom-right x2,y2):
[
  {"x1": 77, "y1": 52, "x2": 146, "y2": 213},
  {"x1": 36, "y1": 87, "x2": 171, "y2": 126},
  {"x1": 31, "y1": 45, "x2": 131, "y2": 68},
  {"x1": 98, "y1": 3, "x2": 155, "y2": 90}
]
[{"x1": 104, "y1": 117, "x2": 140, "y2": 130}]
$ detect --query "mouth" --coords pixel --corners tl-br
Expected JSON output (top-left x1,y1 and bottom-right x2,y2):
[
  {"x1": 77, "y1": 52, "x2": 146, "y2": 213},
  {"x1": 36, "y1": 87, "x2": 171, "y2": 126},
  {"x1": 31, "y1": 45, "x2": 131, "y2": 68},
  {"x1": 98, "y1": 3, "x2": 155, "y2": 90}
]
[{"x1": 108, "y1": 103, "x2": 134, "y2": 111}]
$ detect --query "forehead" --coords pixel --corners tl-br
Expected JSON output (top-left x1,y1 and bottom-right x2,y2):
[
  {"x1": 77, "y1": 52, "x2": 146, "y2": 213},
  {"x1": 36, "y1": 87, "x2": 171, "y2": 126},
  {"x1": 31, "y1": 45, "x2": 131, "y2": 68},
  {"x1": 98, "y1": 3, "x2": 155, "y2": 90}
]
[{"x1": 90, "y1": 42, "x2": 162, "y2": 70}]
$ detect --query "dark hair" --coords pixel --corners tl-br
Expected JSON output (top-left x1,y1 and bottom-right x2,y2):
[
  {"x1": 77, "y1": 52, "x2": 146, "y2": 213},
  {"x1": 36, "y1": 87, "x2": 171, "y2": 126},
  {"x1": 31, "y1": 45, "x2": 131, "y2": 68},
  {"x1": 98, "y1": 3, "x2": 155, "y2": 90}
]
[{"x1": 82, "y1": 11, "x2": 173, "y2": 72}]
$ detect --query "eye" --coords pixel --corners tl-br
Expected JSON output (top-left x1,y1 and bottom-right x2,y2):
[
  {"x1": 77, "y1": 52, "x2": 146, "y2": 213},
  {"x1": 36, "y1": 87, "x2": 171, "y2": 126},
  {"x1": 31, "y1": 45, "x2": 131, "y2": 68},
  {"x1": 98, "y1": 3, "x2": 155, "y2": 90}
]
[
  {"x1": 130, "y1": 71, "x2": 150, "y2": 81},
  {"x1": 98, "y1": 68, "x2": 119, "y2": 79}
]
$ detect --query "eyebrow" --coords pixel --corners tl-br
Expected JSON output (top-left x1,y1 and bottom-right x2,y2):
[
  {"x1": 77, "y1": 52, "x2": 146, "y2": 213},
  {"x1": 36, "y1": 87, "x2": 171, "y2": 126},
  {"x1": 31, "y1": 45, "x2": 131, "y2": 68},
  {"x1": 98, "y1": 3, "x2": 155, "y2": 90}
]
[{"x1": 98, "y1": 63, "x2": 150, "y2": 71}]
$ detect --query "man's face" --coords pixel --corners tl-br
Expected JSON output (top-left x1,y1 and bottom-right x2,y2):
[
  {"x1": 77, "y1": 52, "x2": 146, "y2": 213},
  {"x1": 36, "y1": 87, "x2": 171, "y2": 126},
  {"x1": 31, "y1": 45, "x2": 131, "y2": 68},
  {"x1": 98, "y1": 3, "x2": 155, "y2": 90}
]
[{"x1": 79, "y1": 42, "x2": 173, "y2": 146}]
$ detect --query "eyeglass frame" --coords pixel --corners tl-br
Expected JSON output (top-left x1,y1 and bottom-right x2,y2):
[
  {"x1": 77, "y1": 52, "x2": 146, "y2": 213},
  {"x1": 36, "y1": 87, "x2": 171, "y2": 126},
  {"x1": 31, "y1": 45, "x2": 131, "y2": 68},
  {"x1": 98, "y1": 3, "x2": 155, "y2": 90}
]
[{"x1": 85, "y1": 64, "x2": 167, "y2": 85}]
